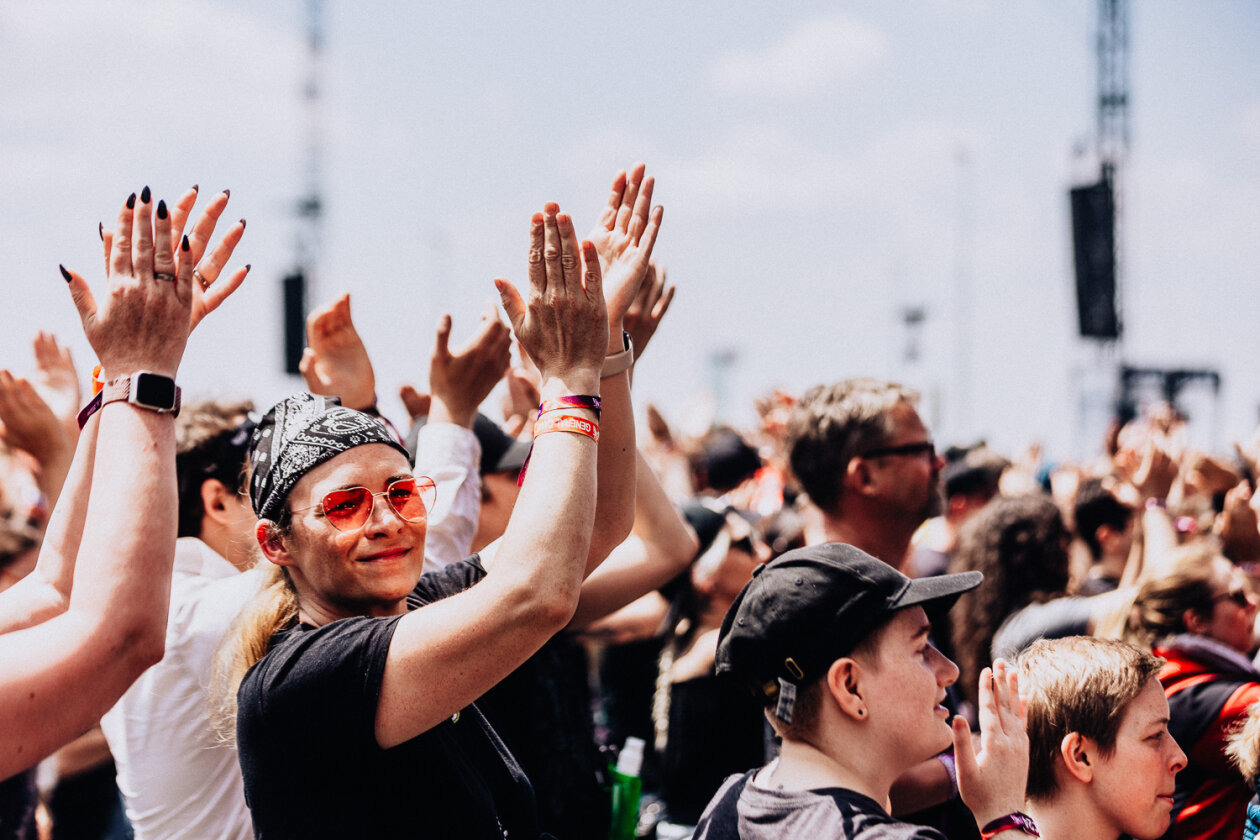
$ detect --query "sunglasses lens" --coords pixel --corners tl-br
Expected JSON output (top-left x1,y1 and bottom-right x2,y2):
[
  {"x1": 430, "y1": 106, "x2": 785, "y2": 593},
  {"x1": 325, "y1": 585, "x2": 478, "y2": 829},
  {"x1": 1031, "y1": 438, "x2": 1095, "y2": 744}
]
[
  {"x1": 321, "y1": 487, "x2": 373, "y2": 531},
  {"x1": 387, "y1": 478, "x2": 434, "y2": 521}
]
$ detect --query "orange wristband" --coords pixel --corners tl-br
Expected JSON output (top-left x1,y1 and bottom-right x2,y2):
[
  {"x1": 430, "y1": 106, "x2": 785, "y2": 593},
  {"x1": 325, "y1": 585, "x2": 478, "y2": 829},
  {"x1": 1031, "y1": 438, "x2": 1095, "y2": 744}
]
[
  {"x1": 533, "y1": 413, "x2": 600, "y2": 443},
  {"x1": 517, "y1": 413, "x2": 600, "y2": 486}
]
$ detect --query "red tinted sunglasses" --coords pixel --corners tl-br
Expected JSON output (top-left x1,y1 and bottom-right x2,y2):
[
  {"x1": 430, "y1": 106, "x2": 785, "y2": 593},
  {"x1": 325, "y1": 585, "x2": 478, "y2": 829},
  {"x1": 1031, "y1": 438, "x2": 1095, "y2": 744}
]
[{"x1": 299, "y1": 476, "x2": 437, "y2": 532}]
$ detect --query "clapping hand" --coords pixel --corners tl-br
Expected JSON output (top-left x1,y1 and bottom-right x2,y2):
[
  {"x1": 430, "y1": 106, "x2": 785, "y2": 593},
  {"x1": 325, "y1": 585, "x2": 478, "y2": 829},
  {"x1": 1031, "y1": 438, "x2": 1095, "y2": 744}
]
[
  {"x1": 586, "y1": 164, "x2": 664, "y2": 339},
  {"x1": 300, "y1": 293, "x2": 377, "y2": 411}
]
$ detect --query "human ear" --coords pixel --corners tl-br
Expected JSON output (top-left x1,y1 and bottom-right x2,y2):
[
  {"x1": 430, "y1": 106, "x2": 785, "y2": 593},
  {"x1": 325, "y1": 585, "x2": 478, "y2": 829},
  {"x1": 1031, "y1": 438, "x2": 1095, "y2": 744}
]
[
  {"x1": 255, "y1": 520, "x2": 293, "y2": 567},
  {"x1": 1060, "y1": 732, "x2": 1094, "y2": 783},
  {"x1": 827, "y1": 658, "x2": 868, "y2": 721},
  {"x1": 199, "y1": 478, "x2": 237, "y2": 521},
  {"x1": 1182, "y1": 607, "x2": 1210, "y2": 635},
  {"x1": 845, "y1": 457, "x2": 874, "y2": 495}
]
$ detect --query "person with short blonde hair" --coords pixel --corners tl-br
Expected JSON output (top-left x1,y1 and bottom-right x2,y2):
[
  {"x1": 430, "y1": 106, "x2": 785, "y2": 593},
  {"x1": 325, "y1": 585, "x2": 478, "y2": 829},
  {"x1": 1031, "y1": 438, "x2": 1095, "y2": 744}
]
[{"x1": 1018, "y1": 636, "x2": 1187, "y2": 840}]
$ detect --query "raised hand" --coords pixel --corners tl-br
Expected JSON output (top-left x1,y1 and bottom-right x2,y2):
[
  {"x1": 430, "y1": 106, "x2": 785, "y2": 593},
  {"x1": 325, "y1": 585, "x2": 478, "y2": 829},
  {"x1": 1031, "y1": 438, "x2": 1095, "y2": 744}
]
[
  {"x1": 102, "y1": 187, "x2": 248, "y2": 334},
  {"x1": 496, "y1": 204, "x2": 607, "y2": 390},
  {"x1": 585, "y1": 164, "x2": 664, "y2": 334},
  {"x1": 952, "y1": 660, "x2": 1029, "y2": 828},
  {"x1": 398, "y1": 385, "x2": 432, "y2": 423},
  {"x1": 31, "y1": 331, "x2": 81, "y2": 444},
  {"x1": 65, "y1": 189, "x2": 193, "y2": 378},
  {"x1": 622, "y1": 260, "x2": 675, "y2": 362},
  {"x1": 428, "y1": 307, "x2": 512, "y2": 427},
  {"x1": 299, "y1": 293, "x2": 376, "y2": 411},
  {"x1": 0, "y1": 370, "x2": 71, "y2": 471}
]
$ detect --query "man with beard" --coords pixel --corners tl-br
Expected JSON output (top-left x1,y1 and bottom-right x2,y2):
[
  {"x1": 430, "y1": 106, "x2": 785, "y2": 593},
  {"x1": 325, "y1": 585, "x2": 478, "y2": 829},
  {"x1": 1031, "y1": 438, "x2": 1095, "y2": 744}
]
[{"x1": 787, "y1": 379, "x2": 945, "y2": 572}]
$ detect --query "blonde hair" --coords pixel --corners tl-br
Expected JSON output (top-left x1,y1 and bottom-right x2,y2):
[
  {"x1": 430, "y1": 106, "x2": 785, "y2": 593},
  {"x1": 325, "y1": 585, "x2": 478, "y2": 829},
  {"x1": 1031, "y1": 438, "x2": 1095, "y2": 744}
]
[
  {"x1": 1227, "y1": 702, "x2": 1260, "y2": 785},
  {"x1": 1019, "y1": 636, "x2": 1163, "y2": 800},
  {"x1": 210, "y1": 562, "x2": 299, "y2": 745}
]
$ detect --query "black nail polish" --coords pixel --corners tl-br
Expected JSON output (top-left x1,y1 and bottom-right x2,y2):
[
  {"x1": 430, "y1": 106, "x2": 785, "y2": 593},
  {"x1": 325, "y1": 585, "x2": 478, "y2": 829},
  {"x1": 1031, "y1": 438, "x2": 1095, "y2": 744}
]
[
  {"x1": 181, "y1": 235, "x2": 190, "y2": 252},
  {"x1": 98, "y1": 222, "x2": 104, "y2": 241},
  {"x1": 244, "y1": 264, "x2": 252, "y2": 272},
  {"x1": 141, "y1": 185, "x2": 151, "y2": 204},
  {"x1": 59, "y1": 264, "x2": 72, "y2": 283},
  {"x1": 157, "y1": 200, "x2": 168, "y2": 220},
  {"x1": 126, "y1": 192, "x2": 137, "y2": 209},
  {"x1": 239, "y1": 218, "x2": 247, "y2": 229},
  {"x1": 222, "y1": 189, "x2": 231, "y2": 199},
  {"x1": 190, "y1": 184, "x2": 199, "y2": 193}
]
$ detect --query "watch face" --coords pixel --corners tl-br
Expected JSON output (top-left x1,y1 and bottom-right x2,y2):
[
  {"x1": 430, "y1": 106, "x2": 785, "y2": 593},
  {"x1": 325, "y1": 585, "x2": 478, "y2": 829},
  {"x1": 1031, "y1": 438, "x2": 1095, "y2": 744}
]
[{"x1": 133, "y1": 373, "x2": 177, "y2": 409}]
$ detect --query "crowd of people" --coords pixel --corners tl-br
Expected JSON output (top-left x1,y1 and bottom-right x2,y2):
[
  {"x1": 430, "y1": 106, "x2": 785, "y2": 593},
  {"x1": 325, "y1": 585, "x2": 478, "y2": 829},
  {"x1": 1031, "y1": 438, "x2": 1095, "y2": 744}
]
[{"x1": 1, "y1": 168, "x2": 1260, "y2": 840}]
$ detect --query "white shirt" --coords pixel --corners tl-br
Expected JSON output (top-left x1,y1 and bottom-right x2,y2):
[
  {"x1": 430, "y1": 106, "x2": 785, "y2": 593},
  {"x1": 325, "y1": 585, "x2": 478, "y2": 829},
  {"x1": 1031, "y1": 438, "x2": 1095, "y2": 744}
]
[
  {"x1": 100, "y1": 422, "x2": 481, "y2": 839},
  {"x1": 101, "y1": 538, "x2": 261, "y2": 840}
]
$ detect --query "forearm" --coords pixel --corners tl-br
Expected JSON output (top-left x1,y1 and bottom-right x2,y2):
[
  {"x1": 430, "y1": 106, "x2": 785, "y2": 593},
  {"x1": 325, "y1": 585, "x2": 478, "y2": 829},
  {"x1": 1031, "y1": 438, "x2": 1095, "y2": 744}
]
[
  {"x1": 0, "y1": 417, "x2": 99, "y2": 635},
  {"x1": 569, "y1": 450, "x2": 697, "y2": 628},
  {"x1": 72, "y1": 403, "x2": 176, "y2": 655},
  {"x1": 415, "y1": 422, "x2": 482, "y2": 572},
  {"x1": 586, "y1": 360, "x2": 635, "y2": 572}
]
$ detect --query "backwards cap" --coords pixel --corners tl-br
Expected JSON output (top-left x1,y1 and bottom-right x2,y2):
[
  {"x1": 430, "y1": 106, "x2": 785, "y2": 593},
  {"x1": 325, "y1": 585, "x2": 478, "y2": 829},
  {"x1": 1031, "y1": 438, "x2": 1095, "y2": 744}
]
[{"x1": 716, "y1": 542, "x2": 981, "y2": 722}]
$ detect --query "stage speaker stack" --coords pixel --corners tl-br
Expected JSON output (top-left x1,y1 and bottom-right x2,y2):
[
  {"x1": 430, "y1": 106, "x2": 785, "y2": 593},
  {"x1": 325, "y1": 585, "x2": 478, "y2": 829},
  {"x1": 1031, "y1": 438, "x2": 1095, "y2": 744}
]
[
  {"x1": 283, "y1": 270, "x2": 306, "y2": 375},
  {"x1": 1069, "y1": 179, "x2": 1120, "y2": 339}
]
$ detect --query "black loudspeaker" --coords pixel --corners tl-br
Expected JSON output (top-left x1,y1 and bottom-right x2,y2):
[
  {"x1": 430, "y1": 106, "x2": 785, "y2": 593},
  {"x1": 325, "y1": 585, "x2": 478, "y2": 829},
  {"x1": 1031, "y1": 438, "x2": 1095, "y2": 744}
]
[
  {"x1": 1069, "y1": 180, "x2": 1119, "y2": 339},
  {"x1": 282, "y1": 271, "x2": 307, "y2": 374}
]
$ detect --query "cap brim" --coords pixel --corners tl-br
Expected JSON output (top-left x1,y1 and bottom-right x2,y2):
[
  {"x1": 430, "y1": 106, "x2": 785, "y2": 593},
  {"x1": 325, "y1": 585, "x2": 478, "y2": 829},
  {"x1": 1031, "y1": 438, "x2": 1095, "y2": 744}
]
[{"x1": 892, "y1": 570, "x2": 982, "y2": 615}]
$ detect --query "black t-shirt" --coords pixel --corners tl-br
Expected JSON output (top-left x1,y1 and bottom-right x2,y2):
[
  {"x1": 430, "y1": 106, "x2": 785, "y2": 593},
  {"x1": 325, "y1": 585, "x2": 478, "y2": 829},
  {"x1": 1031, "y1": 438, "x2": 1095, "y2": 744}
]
[
  {"x1": 694, "y1": 769, "x2": 945, "y2": 840},
  {"x1": 237, "y1": 556, "x2": 541, "y2": 839}
]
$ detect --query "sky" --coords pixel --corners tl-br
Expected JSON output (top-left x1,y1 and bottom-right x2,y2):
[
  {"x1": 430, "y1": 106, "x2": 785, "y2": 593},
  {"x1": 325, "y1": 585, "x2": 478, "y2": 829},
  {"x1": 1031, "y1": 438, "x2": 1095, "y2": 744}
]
[{"x1": 1, "y1": 1, "x2": 1257, "y2": 463}]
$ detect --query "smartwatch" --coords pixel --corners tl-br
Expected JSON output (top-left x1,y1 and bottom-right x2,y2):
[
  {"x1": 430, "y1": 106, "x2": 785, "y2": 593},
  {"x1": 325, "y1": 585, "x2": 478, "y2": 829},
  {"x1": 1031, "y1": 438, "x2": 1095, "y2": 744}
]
[{"x1": 78, "y1": 372, "x2": 181, "y2": 428}]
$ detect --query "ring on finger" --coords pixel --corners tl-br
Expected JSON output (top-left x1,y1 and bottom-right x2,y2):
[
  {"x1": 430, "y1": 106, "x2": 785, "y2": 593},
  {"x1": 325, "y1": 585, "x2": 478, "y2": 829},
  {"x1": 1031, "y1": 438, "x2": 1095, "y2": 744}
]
[
  {"x1": 193, "y1": 269, "x2": 210, "y2": 290},
  {"x1": 154, "y1": 272, "x2": 177, "y2": 283}
]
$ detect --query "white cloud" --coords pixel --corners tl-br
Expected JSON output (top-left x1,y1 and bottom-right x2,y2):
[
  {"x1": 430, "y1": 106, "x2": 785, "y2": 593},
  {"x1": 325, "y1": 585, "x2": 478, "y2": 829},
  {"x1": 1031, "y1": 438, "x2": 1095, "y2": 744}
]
[{"x1": 706, "y1": 14, "x2": 888, "y2": 98}]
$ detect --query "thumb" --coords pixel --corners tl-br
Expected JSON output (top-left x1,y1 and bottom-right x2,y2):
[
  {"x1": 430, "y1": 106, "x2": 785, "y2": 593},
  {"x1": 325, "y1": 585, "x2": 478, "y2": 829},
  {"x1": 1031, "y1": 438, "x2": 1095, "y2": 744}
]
[
  {"x1": 433, "y1": 313, "x2": 453, "y2": 360},
  {"x1": 60, "y1": 265, "x2": 98, "y2": 329},
  {"x1": 398, "y1": 385, "x2": 431, "y2": 421},
  {"x1": 494, "y1": 278, "x2": 525, "y2": 334},
  {"x1": 298, "y1": 347, "x2": 317, "y2": 380}
]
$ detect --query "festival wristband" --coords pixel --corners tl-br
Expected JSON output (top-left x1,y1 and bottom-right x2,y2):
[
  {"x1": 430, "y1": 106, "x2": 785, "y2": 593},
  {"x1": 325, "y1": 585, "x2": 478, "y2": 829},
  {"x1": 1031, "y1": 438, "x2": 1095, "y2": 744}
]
[
  {"x1": 601, "y1": 331, "x2": 634, "y2": 378},
  {"x1": 516, "y1": 413, "x2": 601, "y2": 486},
  {"x1": 538, "y1": 395, "x2": 602, "y2": 419},
  {"x1": 91, "y1": 364, "x2": 105, "y2": 396},
  {"x1": 533, "y1": 413, "x2": 600, "y2": 443},
  {"x1": 979, "y1": 812, "x2": 1039, "y2": 840}
]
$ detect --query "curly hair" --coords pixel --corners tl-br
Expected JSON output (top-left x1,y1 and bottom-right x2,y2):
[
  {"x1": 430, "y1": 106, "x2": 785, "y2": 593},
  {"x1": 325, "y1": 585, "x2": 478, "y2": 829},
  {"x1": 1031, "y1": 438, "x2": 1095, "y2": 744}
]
[{"x1": 949, "y1": 493, "x2": 1070, "y2": 709}]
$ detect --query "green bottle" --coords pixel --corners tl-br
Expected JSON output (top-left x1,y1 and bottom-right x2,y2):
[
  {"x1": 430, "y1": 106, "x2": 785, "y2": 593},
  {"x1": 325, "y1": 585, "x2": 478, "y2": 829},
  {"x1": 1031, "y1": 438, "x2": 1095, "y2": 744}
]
[{"x1": 608, "y1": 736, "x2": 645, "y2": 840}]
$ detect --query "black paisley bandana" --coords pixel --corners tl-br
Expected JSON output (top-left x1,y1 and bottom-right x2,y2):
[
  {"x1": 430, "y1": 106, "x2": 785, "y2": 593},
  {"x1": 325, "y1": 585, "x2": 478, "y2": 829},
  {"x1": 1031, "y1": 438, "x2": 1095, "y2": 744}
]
[{"x1": 248, "y1": 393, "x2": 410, "y2": 522}]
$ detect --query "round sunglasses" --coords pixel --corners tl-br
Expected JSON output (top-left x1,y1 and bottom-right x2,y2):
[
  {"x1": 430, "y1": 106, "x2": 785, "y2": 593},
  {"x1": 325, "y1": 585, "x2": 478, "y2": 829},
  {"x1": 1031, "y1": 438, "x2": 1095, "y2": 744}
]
[{"x1": 294, "y1": 476, "x2": 437, "y2": 533}]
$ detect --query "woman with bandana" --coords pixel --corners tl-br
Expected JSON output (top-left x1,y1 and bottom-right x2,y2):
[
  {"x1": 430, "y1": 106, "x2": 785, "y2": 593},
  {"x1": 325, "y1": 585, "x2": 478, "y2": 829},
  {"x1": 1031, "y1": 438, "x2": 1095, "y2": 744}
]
[{"x1": 217, "y1": 182, "x2": 660, "y2": 839}]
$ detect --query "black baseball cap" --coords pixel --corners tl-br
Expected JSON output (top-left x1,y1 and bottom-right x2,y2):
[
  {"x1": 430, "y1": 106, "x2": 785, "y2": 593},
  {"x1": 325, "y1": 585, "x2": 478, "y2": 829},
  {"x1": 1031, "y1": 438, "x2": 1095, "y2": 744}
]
[{"x1": 715, "y1": 542, "x2": 981, "y2": 720}]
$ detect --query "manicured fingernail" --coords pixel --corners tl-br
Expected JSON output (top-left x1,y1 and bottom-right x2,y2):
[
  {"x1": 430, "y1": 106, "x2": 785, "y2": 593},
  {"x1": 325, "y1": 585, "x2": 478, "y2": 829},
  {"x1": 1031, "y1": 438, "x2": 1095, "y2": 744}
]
[
  {"x1": 244, "y1": 264, "x2": 252, "y2": 273},
  {"x1": 190, "y1": 184, "x2": 199, "y2": 193},
  {"x1": 98, "y1": 222, "x2": 104, "y2": 241},
  {"x1": 126, "y1": 192, "x2": 137, "y2": 209},
  {"x1": 222, "y1": 189, "x2": 231, "y2": 199},
  {"x1": 59, "y1": 264, "x2": 72, "y2": 283},
  {"x1": 239, "y1": 218, "x2": 247, "y2": 229},
  {"x1": 141, "y1": 185, "x2": 151, "y2": 204},
  {"x1": 181, "y1": 235, "x2": 190, "y2": 252},
  {"x1": 157, "y1": 200, "x2": 168, "y2": 220}
]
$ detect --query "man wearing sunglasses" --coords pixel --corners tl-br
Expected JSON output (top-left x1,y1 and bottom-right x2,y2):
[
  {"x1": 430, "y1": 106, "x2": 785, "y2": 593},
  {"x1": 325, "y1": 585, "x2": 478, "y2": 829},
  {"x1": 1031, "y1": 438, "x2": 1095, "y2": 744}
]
[{"x1": 787, "y1": 378, "x2": 945, "y2": 573}]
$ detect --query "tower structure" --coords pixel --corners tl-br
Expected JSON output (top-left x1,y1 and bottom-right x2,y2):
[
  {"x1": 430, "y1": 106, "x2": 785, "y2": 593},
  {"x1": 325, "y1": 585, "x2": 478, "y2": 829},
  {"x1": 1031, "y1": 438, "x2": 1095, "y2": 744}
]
[{"x1": 283, "y1": 0, "x2": 324, "y2": 374}]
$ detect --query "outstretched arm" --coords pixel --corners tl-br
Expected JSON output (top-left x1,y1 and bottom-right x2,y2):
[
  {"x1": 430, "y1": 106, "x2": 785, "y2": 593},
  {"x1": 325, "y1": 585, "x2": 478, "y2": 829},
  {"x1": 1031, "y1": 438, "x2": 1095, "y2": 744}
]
[
  {"x1": 0, "y1": 188, "x2": 249, "y2": 636},
  {"x1": 374, "y1": 204, "x2": 607, "y2": 747},
  {"x1": 0, "y1": 187, "x2": 194, "y2": 778},
  {"x1": 582, "y1": 163, "x2": 664, "y2": 569},
  {"x1": 417, "y1": 308, "x2": 511, "y2": 570}
]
